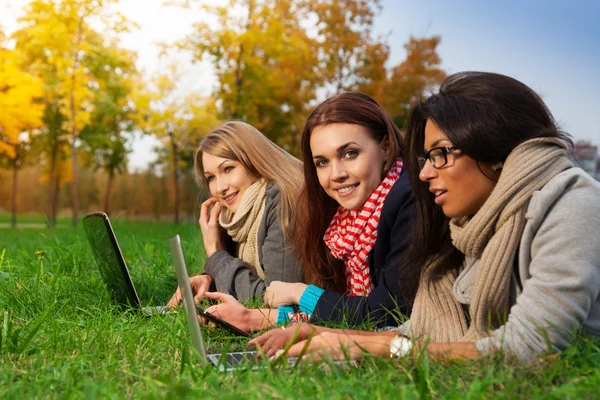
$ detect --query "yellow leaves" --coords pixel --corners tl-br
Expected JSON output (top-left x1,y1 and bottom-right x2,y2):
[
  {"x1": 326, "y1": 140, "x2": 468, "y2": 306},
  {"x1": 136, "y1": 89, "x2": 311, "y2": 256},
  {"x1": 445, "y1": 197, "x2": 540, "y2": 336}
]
[
  {"x1": 13, "y1": 0, "x2": 131, "y2": 138},
  {"x1": 137, "y1": 65, "x2": 219, "y2": 147},
  {"x1": 58, "y1": 70, "x2": 93, "y2": 133},
  {"x1": 374, "y1": 36, "x2": 446, "y2": 125},
  {"x1": 183, "y1": 0, "x2": 322, "y2": 145},
  {"x1": 0, "y1": 48, "x2": 45, "y2": 159},
  {"x1": 302, "y1": 0, "x2": 387, "y2": 93}
]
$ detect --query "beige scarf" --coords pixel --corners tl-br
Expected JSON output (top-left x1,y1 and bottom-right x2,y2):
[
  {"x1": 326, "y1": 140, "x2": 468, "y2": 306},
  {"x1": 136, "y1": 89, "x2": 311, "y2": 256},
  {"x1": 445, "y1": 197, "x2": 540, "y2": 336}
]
[
  {"x1": 219, "y1": 179, "x2": 268, "y2": 279},
  {"x1": 408, "y1": 138, "x2": 573, "y2": 342}
]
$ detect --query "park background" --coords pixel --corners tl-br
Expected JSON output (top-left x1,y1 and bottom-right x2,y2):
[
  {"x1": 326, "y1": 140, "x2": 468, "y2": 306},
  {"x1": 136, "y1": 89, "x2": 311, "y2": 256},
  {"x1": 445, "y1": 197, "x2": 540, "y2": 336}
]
[
  {"x1": 1, "y1": 0, "x2": 599, "y2": 227},
  {"x1": 1, "y1": 1, "x2": 600, "y2": 398}
]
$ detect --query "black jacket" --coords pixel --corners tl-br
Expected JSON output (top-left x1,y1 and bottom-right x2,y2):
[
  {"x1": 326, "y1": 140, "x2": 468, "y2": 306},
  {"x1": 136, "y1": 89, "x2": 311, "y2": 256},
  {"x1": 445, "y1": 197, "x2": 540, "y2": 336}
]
[{"x1": 312, "y1": 171, "x2": 415, "y2": 327}]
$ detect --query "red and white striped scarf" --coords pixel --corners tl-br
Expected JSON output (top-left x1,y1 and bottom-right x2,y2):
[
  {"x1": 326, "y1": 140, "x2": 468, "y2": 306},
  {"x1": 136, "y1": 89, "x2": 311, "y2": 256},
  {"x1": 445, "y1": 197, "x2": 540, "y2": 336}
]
[{"x1": 323, "y1": 158, "x2": 403, "y2": 296}]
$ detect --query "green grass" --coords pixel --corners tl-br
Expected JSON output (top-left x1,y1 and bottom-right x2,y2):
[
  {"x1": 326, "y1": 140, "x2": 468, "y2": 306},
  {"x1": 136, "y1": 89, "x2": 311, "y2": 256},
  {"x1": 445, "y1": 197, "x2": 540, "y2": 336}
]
[{"x1": 0, "y1": 217, "x2": 599, "y2": 399}]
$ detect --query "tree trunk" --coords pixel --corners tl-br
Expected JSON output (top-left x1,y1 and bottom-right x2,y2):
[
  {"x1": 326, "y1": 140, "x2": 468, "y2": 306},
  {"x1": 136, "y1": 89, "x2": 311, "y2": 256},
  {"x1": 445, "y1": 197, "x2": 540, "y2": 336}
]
[
  {"x1": 53, "y1": 178, "x2": 60, "y2": 223},
  {"x1": 104, "y1": 169, "x2": 114, "y2": 216},
  {"x1": 11, "y1": 156, "x2": 18, "y2": 229},
  {"x1": 70, "y1": 121, "x2": 79, "y2": 227},
  {"x1": 46, "y1": 142, "x2": 58, "y2": 227},
  {"x1": 232, "y1": 43, "x2": 245, "y2": 119},
  {"x1": 169, "y1": 130, "x2": 180, "y2": 225},
  {"x1": 69, "y1": 14, "x2": 84, "y2": 227}
]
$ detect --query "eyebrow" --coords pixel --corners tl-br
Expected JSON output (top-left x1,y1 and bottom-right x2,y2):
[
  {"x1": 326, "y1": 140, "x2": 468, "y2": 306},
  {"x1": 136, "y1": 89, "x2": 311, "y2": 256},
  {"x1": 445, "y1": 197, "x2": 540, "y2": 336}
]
[
  {"x1": 204, "y1": 160, "x2": 232, "y2": 175},
  {"x1": 313, "y1": 142, "x2": 360, "y2": 160},
  {"x1": 424, "y1": 139, "x2": 452, "y2": 151}
]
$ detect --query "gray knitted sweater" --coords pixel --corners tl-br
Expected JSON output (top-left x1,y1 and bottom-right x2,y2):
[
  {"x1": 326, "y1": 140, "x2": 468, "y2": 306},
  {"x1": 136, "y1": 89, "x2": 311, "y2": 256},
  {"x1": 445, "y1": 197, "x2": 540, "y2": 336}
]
[
  {"x1": 473, "y1": 168, "x2": 600, "y2": 360},
  {"x1": 203, "y1": 183, "x2": 303, "y2": 302},
  {"x1": 401, "y1": 168, "x2": 600, "y2": 360}
]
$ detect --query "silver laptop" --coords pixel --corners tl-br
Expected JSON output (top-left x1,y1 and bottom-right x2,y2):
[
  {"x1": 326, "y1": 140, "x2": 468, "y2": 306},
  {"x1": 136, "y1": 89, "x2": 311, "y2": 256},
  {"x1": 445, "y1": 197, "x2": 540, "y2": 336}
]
[
  {"x1": 170, "y1": 235, "x2": 281, "y2": 370},
  {"x1": 169, "y1": 235, "x2": 360, "y2": 371}
]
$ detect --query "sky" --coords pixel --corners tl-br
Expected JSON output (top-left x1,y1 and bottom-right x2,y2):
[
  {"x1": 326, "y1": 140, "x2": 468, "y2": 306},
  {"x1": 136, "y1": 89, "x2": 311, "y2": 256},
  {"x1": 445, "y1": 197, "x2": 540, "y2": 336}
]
[{"x1": 1, "y1": 0, "x2": 599, "y2": 171}]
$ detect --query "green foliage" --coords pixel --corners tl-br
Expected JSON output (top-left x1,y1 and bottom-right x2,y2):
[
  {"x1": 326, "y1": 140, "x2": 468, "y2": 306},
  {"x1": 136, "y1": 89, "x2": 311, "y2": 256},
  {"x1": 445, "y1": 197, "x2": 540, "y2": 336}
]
[
  {"x1": 79, "y1": 41, "x2": 138, "y2": 176},
  {"x1": 181, "y1": 0, "x2": 322, "y2": 153},
  {"x1": 0, "y1": 220, "x2": 598, "y2": 398}
]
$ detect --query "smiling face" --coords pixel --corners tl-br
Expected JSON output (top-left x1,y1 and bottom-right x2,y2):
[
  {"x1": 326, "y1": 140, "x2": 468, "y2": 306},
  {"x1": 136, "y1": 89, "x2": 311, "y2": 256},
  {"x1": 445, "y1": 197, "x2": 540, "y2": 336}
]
[
  {"x1": 419, "y1": 119, "x2": 497, "y2": 218},
  {"x1": 310, "y1": 123, "x2": 387, "y2": 211},
  {"x1": 202, "y1": 153, "x2": 258, "y2": 214}
]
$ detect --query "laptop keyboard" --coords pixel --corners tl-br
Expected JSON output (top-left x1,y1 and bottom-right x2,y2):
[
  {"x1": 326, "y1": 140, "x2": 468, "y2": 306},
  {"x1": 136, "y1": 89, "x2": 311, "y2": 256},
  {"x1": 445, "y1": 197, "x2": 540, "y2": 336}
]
[
  {"x1": 207, "y1": 351, "x2": 259, "y2": 368},
  {"x1": 208, "y1": 351, "x2": 300, "y2": 369},
  {"x1": 224, "y1": 351, "x2": 259, "y2": 366}
]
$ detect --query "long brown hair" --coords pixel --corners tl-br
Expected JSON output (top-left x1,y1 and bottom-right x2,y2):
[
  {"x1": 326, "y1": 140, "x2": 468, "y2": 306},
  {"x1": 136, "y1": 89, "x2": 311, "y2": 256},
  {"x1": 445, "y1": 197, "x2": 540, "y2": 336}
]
[
  {"x1": 195, "y1": 121, "x2": 303, "y2": 241},
  {"x1": 295, "y1": 92, "x2": 405, "y2": 292}
]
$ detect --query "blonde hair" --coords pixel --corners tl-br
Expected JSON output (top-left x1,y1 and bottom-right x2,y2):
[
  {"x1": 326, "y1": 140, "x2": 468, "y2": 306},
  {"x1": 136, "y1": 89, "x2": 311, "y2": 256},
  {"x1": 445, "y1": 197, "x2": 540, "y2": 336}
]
[{"x1": 195, "y1": 121, "x2": 303, "y2": 240}]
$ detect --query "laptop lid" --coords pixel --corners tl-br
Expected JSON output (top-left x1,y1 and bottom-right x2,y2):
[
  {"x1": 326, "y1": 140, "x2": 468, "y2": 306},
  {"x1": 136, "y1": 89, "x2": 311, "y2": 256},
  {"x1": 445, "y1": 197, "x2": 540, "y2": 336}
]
[
  {"x1": 82, "y1": 212, "x2": 141, "y2": 308},
  {"x1": 170, "y1": 235, "x2": 209, "y2": 366}
]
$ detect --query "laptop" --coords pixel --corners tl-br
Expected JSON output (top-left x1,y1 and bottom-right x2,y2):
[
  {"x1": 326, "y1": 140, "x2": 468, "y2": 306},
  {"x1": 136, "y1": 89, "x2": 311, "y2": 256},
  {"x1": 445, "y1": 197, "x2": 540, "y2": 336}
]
[
  {"x1": 82, "y1": 212, "x2": 168, "y2": 316},
  {"x1": 82, "y1": 212, "x2": 252, "y2": 336},
  {"x1": 170, "y1": 234, "x2": 294, "y2": 370}
]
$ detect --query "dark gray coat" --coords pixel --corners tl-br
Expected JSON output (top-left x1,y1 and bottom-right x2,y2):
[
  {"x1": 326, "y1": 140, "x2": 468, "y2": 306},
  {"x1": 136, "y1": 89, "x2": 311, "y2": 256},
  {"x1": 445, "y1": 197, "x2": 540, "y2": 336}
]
[{"x1": 203, "y1": 183, "x2": 303, "y2": 302}]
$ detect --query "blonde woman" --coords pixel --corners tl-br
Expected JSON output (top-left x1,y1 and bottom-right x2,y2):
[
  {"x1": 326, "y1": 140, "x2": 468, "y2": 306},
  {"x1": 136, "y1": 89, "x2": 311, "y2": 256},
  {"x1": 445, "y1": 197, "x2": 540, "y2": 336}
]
[{"x1": 167, "y1": 121, "x2": 304, "y2": 305}]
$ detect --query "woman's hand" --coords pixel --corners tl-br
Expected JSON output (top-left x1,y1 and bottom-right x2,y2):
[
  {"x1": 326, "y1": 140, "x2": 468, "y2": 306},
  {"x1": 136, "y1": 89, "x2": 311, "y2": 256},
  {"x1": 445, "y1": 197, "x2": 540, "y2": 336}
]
[
  {"x1": 203, "y1": 291, "x2": 252, "y2": 331},
  {"x1": 264, "y1": 281, "x2": 308, "y2": 307},
  {"x1": 166, "y1": 274, "x2": 213, "y2": 309},
  {"x1": 199, "y1": 198, "x2": 223, "y2": 257},
  {"x1": 249, "y1": 322, "x2": 317, "y2": 357},
  {"x1": 281, "y1": 331, "x2": 396, "y2": 361}
]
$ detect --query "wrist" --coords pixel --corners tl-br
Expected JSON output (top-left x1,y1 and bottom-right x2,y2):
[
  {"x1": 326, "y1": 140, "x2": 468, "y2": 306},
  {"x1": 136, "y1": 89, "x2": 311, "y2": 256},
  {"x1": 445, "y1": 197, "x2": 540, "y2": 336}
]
[
  {"x1": 204, "y1": 245, "x2": 223, "y2": 258},
  {"x1": 205, "y1": 247, "x2": 216, "y2": 258},
  {"x1": 246, "y1": 308, "x2": 272, "y2": 331},
  {"x1": 243, "y1": 308, "x2": 256, "y2": 331},
  {"x1": 292, "y1": 283, "x2": 308, "y2": 304}
]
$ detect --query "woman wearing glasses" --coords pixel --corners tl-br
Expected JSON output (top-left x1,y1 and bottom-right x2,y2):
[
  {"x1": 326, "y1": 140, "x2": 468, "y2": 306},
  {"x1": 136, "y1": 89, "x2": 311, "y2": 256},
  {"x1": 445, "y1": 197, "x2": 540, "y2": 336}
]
[
  {"x1": 252, "y1": 71, "x2": 600, "y2": 361},
  {"x1": 202, "y1": 92, "x2": 417, "y2": 332}
]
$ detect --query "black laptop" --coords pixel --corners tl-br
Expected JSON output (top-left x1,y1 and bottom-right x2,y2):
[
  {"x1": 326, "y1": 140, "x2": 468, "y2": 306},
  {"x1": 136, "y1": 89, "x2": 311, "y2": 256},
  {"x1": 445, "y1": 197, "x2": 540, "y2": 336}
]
[
  {"x1": 82, "y1": 212, "x2": 162, "y2": 314},
  {"x1": 82, "y1": 211, "x2": 249, "y2": 336}
]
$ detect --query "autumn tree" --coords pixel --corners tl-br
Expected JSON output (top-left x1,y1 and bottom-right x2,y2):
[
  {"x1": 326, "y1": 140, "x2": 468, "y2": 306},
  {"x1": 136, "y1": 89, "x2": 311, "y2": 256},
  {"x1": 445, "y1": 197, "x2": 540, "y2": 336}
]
[
  {"x1": 12, "y1": 0, "x2": 135, "y2": 226},
  {"x1": 173, "y1": 0, "x2": 391, "y2": 154},
  {"x1": 80, "y1": 42, "x2": 139, "y2": 216},
  {"x1": 375, "y1": 36, "x2": 446, "y2": 128},
  {"x1": 0, "y1": 39, "x2": 45, "y2": 227},
  {"x1": 302, "y1": 0, "x2": 389, "y2": 94},
  {"x1": 175, "y1": 0, "x2": 320, "y2": 153},
  {"x1": 137, "y1": 66, "x2": 219, "y2": 224}
]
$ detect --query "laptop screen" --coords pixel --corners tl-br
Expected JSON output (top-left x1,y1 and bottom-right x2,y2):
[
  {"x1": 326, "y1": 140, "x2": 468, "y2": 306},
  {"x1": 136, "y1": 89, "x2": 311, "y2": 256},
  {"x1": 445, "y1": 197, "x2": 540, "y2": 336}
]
[
  {"x1": 170, "y1": 235, "x2": 209, "y2": 365},
  {"x1": 82, "y1": 212, "x2": 141, "y2": 308}
]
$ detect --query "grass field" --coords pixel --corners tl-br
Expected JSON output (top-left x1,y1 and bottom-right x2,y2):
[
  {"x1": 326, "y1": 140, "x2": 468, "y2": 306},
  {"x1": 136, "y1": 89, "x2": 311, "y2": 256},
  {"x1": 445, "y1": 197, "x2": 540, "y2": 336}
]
[{"x1": 1, "y1": 213, "x2": 599, "y2": 399}]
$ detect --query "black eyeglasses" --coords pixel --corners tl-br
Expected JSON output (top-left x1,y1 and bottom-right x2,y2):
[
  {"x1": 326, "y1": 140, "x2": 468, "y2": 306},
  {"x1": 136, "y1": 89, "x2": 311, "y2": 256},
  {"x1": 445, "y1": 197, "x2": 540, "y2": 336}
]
[{"x1": 417, "y1": 146, "x2": 460, "y2": 170}]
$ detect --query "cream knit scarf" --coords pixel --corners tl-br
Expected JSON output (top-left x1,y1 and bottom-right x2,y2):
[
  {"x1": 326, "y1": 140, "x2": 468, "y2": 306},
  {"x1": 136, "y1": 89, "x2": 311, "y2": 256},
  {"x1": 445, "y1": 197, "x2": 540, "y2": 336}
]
[
  {"x1": 219, "y1": 179, "x2": 268, "y2": 279},
  {"x1": 408, "y1": 138, "x2": 573, "y2": 342}
]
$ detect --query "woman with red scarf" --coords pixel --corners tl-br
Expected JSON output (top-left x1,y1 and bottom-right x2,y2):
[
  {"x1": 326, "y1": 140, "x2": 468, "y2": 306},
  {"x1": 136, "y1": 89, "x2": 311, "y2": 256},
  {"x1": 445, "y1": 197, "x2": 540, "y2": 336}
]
[{"x1": 203, "y1": 92, "x2": 417, "y2": 332}]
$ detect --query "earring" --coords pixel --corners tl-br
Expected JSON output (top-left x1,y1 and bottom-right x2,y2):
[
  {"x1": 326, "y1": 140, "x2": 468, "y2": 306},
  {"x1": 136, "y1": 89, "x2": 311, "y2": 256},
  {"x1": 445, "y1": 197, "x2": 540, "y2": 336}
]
[{"x1": 491, "y1": 162, "x2": 504, "y2": 172}]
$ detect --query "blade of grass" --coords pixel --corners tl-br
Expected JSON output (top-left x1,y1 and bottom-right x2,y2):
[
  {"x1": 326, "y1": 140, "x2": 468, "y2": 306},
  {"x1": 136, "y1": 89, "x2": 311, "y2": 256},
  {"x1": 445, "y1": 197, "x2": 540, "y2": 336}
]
[{"x1": 16, "y1": 300, "x2": 57, "y2": 354}]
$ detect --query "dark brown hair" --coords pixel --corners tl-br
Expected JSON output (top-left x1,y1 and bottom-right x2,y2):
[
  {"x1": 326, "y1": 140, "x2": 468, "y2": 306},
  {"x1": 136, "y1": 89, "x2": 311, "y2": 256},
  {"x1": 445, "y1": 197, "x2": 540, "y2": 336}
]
[
  {"x1": 404, "y1": 71, "x2": 573, "y2": 281},
  {"x1": 295, "y1": 92, "x2": 405, "y2": 292}
]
